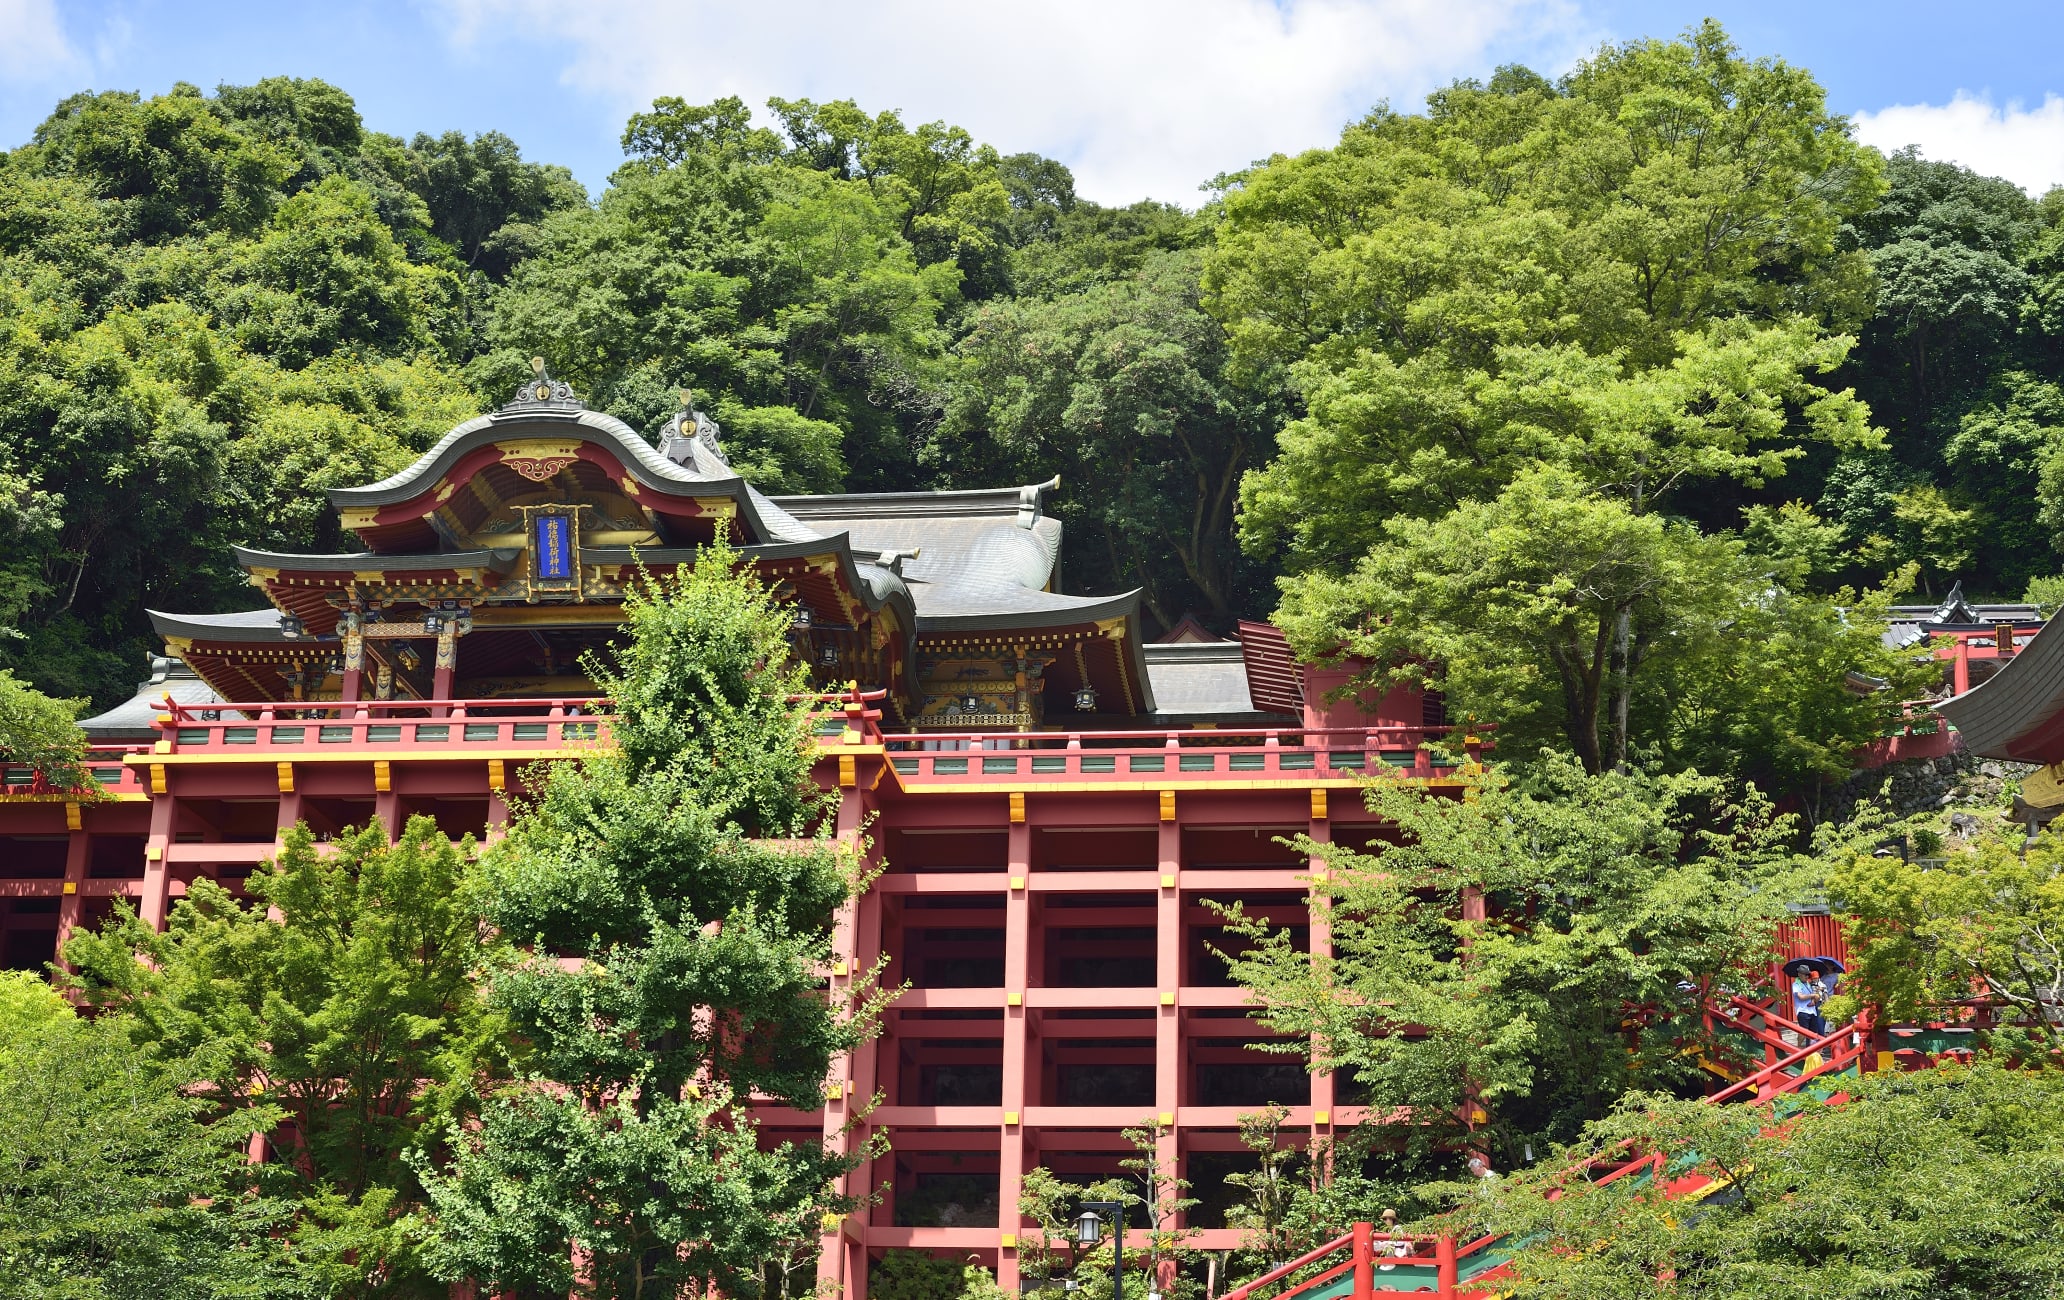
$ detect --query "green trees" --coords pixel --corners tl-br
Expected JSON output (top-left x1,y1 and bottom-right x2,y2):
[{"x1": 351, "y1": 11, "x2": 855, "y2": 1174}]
[
  {"x1": 63, "y1": 817, "x2": 504, "y2": 1294},
  {"x1": 0, "y1": 982, "x2": 282, "y2": 1300},
  {"x1": 1220, "y1": 758, "x2": 1801, "y2": 1168},
  {"x1": 1832, "y1": 821, "x2": 2064, "y2": 1052},
  {"x1": 420, "y1": 546, "x2": 886, "y2": 1298},
  {"x1": 0, "y1": 78, "x2": 569, "y2": 708},
  {"x1": 1475, "y1": 1065, "x2": 2064, "y2": 1299},
  {"x1": 1206, "y1": 23, "x2": 1938, "y2": 780},
  {"x1": 0, "y1": 670, "x2": 88, "y2": 788},
  {"x1": 941, "y1": 248, "x2": 1282, "y2": 625}
]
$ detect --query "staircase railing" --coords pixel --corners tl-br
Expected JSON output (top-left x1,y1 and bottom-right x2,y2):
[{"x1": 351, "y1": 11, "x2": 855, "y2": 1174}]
[{"x1": 1210, "y1": 995, "x2": 1886, "y2": 1300}]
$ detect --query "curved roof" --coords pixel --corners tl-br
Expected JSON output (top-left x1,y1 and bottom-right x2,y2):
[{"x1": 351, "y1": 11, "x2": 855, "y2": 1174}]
[
  {"x1": 231, "y1": 546, "x2": 514, "y2": 573},
  {"x1": 331, "y1": 405, "x2": 822, "y2": 548},
  {"x1": 79, "y1": 657, "x2": 225, "y2": 741},
  {"x1": 148, "y1": 607, "x2": 287, "y2": 643},
  {"x1": 1934, "y1": 612, "x2": 2064, "y2": 762}
]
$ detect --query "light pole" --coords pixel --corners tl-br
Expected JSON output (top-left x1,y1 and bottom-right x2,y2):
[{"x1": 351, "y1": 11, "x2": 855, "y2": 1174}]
[{"x1": 1076, "y1": 1201, "x2": 1125, "y2": 1300}]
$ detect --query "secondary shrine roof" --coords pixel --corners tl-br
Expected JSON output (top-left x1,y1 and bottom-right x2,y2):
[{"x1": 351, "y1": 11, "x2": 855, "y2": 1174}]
[{"x1": 1935, "y1": 611, "x2": 2064, "y2": 762}]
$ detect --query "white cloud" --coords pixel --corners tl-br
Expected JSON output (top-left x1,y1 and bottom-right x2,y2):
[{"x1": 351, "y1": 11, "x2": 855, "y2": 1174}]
[
  {"x1": 0, "y1": 0, "x2": 81, "y2": 85},
  {"x1": 431, "y1": 0, "x2": 1590, "y2": 205},
  {"x1": 1854, "y1": 93, "x2": 2064, "y2": 196}
]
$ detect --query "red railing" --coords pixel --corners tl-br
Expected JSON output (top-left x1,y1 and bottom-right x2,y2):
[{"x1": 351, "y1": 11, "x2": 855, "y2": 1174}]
[
  {"x1": 144, "y1": 691, "x2": 891, "y2": 756},
  {"x1": 142, "y1": 699, "x2": 1483, "y2": 786},
  {"x1": 880, "y1": 725, "x2": 1483, "y2": 785},
  {"x1": 148, "y1": 697, "x2": 619, "y2": 755},
  {"x1": 0, "y1": 744, "x2": 148, "y2": 796}
]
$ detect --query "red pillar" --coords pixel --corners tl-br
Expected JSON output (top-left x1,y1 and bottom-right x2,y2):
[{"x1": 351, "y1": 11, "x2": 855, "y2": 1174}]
[
  {"x1": 817, "y1": 779, "x2": 873, "y2": 1300},
  {"x1": 141, "y1": 778, "x2": 177, "y2": 930},
  {"x1": 1307, "y1": 792, "x2": 1335, "y2": 1129},
  {"x1": 340, "y1": 628, "x2": 365, "y2": 704},
  {"x1": 1953, "y1": 635, "x2": 1970, "y2": 695},
  {"x1": 432, "y1": 625, "x2": 457, "y2": 715},
  {"x1": 1435, "y1": 1236, "x2": 1457, "y2": 1299},
  {"x1": 998, "y1": 816, "x2": 1034, "y2": 1293},
  {"x1": 1351, "y1": 1222, "x2": 1373, "y2": 1300},
  {"x1": 1155, "y1": 810, "x2": 1181, "y2": 1248},
  {"x1": 53, "y1": 819, "x2": 90, "y2": 965}
]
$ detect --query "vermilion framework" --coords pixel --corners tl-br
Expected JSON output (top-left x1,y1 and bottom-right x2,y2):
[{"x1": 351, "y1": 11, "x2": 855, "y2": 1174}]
[{"x1": 0, "y1": 695, "x2": 1481, "y2": 1299}]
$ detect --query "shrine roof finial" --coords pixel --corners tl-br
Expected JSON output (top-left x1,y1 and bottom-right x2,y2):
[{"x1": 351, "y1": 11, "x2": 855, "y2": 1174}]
[{"x1": 506, "y1": 354, "x2": 581, "y2": 409}]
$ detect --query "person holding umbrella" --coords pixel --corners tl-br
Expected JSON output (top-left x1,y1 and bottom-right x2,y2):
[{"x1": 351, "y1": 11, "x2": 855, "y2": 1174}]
[
  {"x1": 1785, "y1": 957, "x2": 1828, "y2": 1037},
  {"x1": 1783, "y1": 956, "x2": 1848, "y2": 1037}
]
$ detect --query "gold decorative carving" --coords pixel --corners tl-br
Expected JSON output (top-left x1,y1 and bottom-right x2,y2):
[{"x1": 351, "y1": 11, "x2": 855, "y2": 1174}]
[{"x1": 505, "y1": 456, "x2": 577, "y2": 482}]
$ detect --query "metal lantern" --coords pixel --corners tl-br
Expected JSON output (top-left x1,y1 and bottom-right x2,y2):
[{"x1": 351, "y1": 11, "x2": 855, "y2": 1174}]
[
  {"x1": 1074, "y1": 685, "x2": 1098, "y2": 712},
  {"x1": 793, "y1": 607, "x2": 814, "y2": 632},
  {"x1": 962, "y1": 694, "x2": 981, "y2": 713},
  {"x1": 278, "y1": 615, "x2": 304, "y2": 640},
  {"x1": 820, "y1": 642, "x2": 841, "y2": 667},
  {"x1": 423, "y1": 612, "x2": 446, "y2": 634},
  {"x1": 1074, "y1": 1210, "x2": 1104, "y2": 1247}
]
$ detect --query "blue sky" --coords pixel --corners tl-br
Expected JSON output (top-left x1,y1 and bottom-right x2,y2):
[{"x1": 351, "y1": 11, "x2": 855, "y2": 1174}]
[{"x1": 5, "y1": 0, "x2": 2064, "y2": 205}]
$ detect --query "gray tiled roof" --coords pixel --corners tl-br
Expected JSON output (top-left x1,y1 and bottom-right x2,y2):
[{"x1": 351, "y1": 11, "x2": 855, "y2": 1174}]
[
  {"x1": 79, "y1": 657, "x2": 224, "y2": 742},
  {"x1": 1143, "y1": 642, "x2": 1263, "y2": 719}
]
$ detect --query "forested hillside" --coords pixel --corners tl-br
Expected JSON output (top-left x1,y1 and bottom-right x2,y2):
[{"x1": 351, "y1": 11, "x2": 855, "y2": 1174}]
[{"x1": 9, "y1": 22, "x2": 2064, "y2": 788}]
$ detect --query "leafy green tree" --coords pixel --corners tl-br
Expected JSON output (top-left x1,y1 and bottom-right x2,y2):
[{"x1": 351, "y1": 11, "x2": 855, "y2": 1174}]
[
  {"x1": 0, "y1": 1005, "x2": 285, "y2": 1300},
  {"x1": 1221, "y1": 757, "x2": 1801, "y2": 1170},
  {"x1": 484, "y1": 119, "x2": 950, "y2": 490},
  {"x1": 1472, "y1": 1064, "x2": 2064, "y2": 1299},
  {"x1": 419, "y1": 545, "x2": 888, "y2": 1298},
  {"x1": 1274, "y1": 469, "x2": 1925, "y2": 778},
  {"x1": 63, "y1": 815, "x2": 502, "y2": 1295},
  {"x1": 1832, "y1": 818, "x2": 2064, "y2": 1052},
  {"x1": 222, "y1": 174, "x2": 462, "y2": 366},
  {"x1": 870, "y1": 1250, "x2": 1009, "y2": 1300},
  {"x1": 767, "y1": 96, "x2": 1013, "y2": 294},
  {"x1": 405, "y1": 128, "x2": 586, "y2": 277},
  {"x1": 939, "y1": 248, "x2": 1283, "y2": 626},
  {"x1": 25, "y1": 83, "x2": 297, "y2": 239},
  {"x1": 0, "y1": 78, "x2": 496, "y2": 707},
  {"x1": 1221, "y1": 1105, "x2": 1336, "y2": 1284},
  {"x1": 0, "y1": 670, "x2": 89, "y2": 788},
  {"x1": 1220, "y1": 23, "x2": 1883, "y2": 570}
]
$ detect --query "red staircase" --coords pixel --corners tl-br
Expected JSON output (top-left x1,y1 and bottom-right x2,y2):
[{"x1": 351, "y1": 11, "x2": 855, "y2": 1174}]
[{"x1": 1212, "y1": 997, "x2": 1879, "y2": 1300}]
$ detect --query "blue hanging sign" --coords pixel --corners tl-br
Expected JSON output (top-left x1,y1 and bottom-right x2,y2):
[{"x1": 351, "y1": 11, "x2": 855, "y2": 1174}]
[{"x1": 534, "y1": 512, "x2": 573, "y2": 580}]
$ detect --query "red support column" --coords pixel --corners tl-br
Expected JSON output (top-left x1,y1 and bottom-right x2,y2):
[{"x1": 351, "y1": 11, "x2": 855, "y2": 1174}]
[
  {"x1": 53, "y1": 820, "x2": 89, "y2": 964},
  {"x1": 485, "y1": 758, "x2": 509, "y2": 843},
  {"x1": 141, "y1": 779, "x2": 177, "y2": 930},
  {"x1": 431, "y1": 624, "x2": 457, "y2": 715},
  {"x1": 1953, "y1": 635, "x2": 1971, "y2": 695},
  {"x1": 1434, "y1": 1236, "x2": 1457, "y2": 1299},
  {"x1": 1351, "y1": 1222, "x2": 1373, "y2": 1300},
  {"x1": 1155, "y1": 811, "x2": 1181, "y2": 1243},
  {"x1": 999, "y1": 817, "x2": 1034, "y2": 1294},
  {"x1": 818, "y1": 780, "x2": 873, "y2": 1300},
  {"x1": 1307, "y1": 791, "x2": 1335, "y2": 1130},
  {"x1": 271, "y1": 778, "x2": 304, "y2": 920}
]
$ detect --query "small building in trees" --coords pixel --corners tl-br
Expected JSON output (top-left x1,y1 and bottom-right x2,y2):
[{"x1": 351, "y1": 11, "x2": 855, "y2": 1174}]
[{"x1": 0, "y1": 370, "x2": 1464, "y2": 1298}]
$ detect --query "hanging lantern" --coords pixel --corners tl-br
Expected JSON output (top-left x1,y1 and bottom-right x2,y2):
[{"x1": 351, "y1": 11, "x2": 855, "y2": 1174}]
[
  {"x1": 820, "y1": 641, "x2": 841, "y2": 667},
  {"x1": 423, "y1": 611, "x2": 446, "y2": 634},
  {"x1": 793, "y1": 607, "x2": 814, "y2": 632},
  {"x1": 278, "y1": 614, "x2": 304, "y2": 640},
  {"x1": 1074, "y1": 1210, "x2": 1104, "y2": 1247},
  {"x1": 1074, "y1": 684, "x2": 1098, "y2": 712}
]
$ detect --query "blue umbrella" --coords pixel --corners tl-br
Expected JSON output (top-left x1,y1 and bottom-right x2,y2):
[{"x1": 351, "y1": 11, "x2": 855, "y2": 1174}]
[{"x1": 1783, "y1": 956, "x2": 1847, "y2": 977}]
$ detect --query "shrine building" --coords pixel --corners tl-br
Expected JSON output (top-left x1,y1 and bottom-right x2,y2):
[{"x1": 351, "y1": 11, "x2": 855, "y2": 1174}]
[{"x1": 0, "y1": 371, "x2": 1472, "y2": 1297}]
